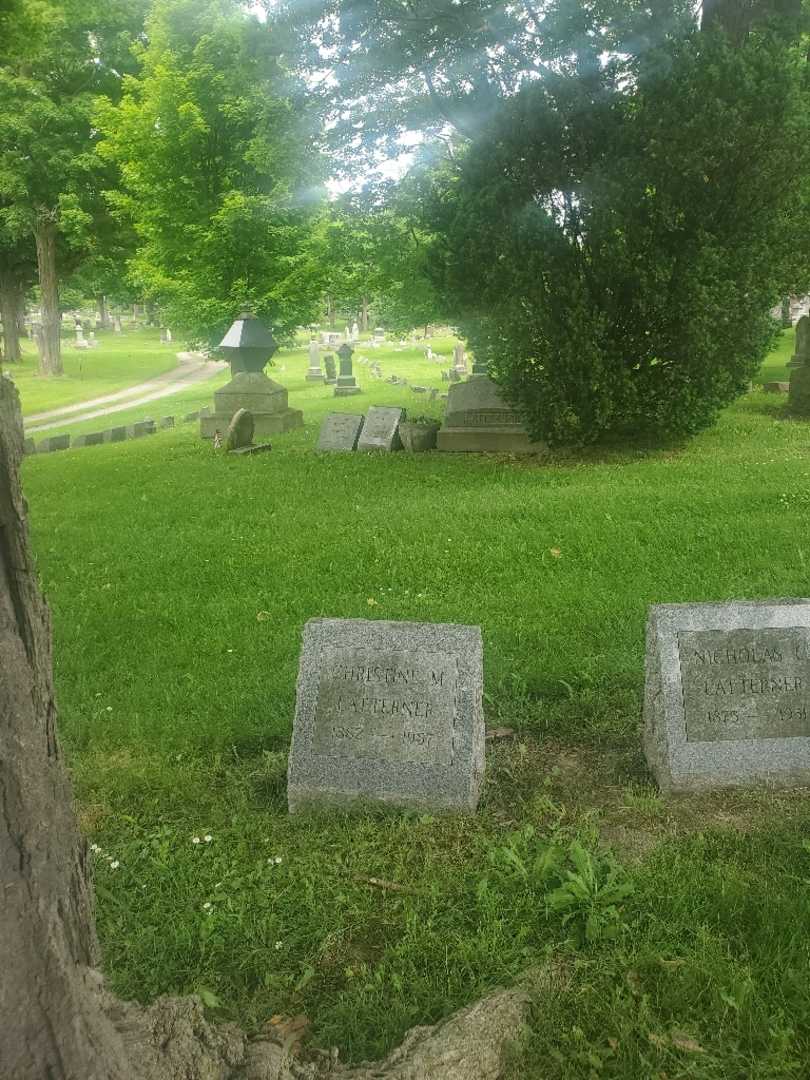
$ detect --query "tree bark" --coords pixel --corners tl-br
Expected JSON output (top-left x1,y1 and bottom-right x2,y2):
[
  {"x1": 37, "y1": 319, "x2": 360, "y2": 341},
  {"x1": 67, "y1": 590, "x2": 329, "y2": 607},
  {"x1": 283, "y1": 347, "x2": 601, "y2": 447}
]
[
  {"x1": 34, "y1": 213, "x2": 63, "y2": 375},
  {"x1": 97, "y1": 294, "x2": 112, "y2": 331},
  {"x1": 0, "y1": 270, "x2": 22, "y2": 362},
  {"x1": 360, "y1": 296, "x2": 369, "y2": 333},
  {"x1": 0, "y1": 372, "x2": 533, "y2": 1079}
]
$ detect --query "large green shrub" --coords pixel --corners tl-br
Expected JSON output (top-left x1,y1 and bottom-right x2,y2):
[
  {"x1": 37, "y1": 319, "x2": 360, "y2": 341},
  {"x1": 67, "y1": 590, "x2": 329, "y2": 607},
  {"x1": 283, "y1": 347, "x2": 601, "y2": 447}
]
[{"x1": 427, "y1": 26, "x2": 810, "y2": 445}]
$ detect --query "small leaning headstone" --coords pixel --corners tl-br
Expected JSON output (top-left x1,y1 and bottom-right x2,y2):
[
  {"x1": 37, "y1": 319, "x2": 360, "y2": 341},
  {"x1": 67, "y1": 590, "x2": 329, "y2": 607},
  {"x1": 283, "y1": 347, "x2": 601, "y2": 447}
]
[
  {"x1": 317, "y1": 412, "x2": 365, "y2": 451},
  {"x1": 644, "y1": 599, "x2": 810, "y2": 792},
  {"x1": 356, "y1": 405, "x2": 405, "y2": 452},
  {"x1": 287, "y1": 617, "x2": 485, "y2": 813}
]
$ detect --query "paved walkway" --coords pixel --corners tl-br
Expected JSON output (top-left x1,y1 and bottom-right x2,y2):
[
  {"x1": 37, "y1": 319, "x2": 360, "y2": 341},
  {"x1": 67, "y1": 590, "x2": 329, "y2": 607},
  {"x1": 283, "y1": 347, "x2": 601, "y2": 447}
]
[{"x1": 25, "y1": 353, "x2": 226, "y2": 434}]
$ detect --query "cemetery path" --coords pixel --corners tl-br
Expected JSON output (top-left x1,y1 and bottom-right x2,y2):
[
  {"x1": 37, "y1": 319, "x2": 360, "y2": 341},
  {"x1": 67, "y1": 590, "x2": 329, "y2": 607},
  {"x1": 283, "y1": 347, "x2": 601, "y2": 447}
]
[{"x1": 25, "y1": 353, "x2": 227, "y2": 434}]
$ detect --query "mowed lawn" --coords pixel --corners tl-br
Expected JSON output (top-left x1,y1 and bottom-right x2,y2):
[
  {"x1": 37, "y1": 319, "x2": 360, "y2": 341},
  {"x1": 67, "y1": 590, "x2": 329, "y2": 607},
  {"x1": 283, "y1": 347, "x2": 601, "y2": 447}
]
[
  {"x1": 20, "y1": 326, "x2": 810, "y2": 1077},
  {"x1": 9, "y1": 327, "x2": 179, "y2": 417}
]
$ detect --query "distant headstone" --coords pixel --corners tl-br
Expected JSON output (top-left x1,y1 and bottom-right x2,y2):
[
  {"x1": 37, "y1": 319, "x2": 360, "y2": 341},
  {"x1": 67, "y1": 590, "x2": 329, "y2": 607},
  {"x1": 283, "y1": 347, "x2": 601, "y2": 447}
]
[
  {"x1": 225, "y1": 407, "x2": 255, "y2": 450},
  {"x1": 788, "y1": 316, "x2": 810, "y2": 416},
  {"x1": 128, "y1": 419, "x2": 156, "y2": 438},
  {"x1": 165, "y1": 328, "x2": 172, "y2": 343},
  {"x1": 644, "y1": 600, "x2": 810, "y2": 792},
  {"x1": 287, "y1": 617, "x2": 485, "y2": 813},
  {"x1": 373, "y1": 327, "x2": 385, "y2": 342},
  {"x1": 159, "y1": 415, "x2": 175, "y2": 429},
  {"x1": 437, "y1": 376, "x2": 546, "y2": 454},
  {"x1": 306, "y1": 339, "x2": 324, "y2": 381},
  {"x1": 183, "y1": 411, "x2": 200, "y2": 422},
  {"x1": 357, "y1": 405, "x2": 404, "y2": 452},
  {"x1": 23, "y1": 438, "x2": 36, "y2": 455},
  {"x1": 453, "y1": 344, "x2": 467, "y2": 373},
  {"x1": 73, "y1": 432, "x2": 105, "y2": 447},
  {"x1": 317, "y1": 412, "x2": 365, "y2": 452},
  {"x1": 351, "y1": 321, "x2": 360, "y2": 342},
  {"x1": 323, "y1": 354, "x2": 337, "y2": 384},
  {"x1": 38, "y1": 434, "x2": 70, "y2": 453},
  {"x1": 334, "y1": 342, "x2": 361, "y2": 397},
  {"x1": 763, "y1": 381, "x2": 789, "y2": 393},
  {"x1": 104, "y1": 427, "x2": 127, "y2": 443}
]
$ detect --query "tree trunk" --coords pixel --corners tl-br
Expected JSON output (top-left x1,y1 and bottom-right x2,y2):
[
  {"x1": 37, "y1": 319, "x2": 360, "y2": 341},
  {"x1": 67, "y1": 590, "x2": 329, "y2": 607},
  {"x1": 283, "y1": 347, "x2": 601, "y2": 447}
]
[
  {"x1": 360, "y1": 296, "x2": 369, "y2": 333},
  {"x1": 97, "y1": 294, "x2": 112, "y2": 331},
  {"x1": 33, "y1": 214, "x2": 62, "y2": 375},
  {"x1": 325, "y1": 294, "x2": 336, "y2": 329},
  {"x1": 0, "y1": 373, "x2": 531, "y2": 1080},
  {"x1": 0, "y1": 270, "x2": 22, "y2": 363}
]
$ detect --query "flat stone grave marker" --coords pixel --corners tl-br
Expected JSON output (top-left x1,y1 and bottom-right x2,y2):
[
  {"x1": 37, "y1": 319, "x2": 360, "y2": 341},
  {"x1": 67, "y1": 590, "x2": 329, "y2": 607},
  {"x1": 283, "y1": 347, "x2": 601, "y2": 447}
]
[
  {"x1": 73, "y1": 432, "x2": 105, "y2": 447},
  {"x1": 644, "y1": 599, "x2": 810, "y2": 792},
  {"x1": 287, "y1": 618, "x2": 485, "y2": 813},
  {"x1": 104, "y1": 426, "x2": 127, "y2": 443},
  {"x1": 317, "y1": 412, "x2": 365, "y2": 452},
  {"x1": 39, "y1": 434, "x2": 70, "y2": 453},
  {"x1": 357, "y1": 406, "x2": 404, "y2": 451}
]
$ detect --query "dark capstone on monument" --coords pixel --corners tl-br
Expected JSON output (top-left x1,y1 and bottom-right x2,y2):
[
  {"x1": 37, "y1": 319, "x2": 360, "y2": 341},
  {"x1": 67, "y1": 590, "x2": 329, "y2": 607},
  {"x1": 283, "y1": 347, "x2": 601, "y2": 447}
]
[
  {"x1": 644, "y1": 600, "x2": 810, "y2": 792},
  {"x1": 317, "y1": 412, "x2": 365, "y2": 451},
  {"x1": 287, "y1": 618, "x2": 485, "y2": 813},
  {"x1": 356, "y1": 405, "x2": 404, "y2": 452}
]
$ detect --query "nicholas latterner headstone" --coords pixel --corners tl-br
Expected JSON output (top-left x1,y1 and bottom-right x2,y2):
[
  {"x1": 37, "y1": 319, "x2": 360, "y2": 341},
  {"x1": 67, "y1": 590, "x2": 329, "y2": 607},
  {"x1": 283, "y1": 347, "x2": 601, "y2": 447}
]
[
  {"x1": 644, "y1": 599, "x2": 810, "y2": 792},
  {"x1": 287, "y1": 618, "x2": 485, "y2": 813}
]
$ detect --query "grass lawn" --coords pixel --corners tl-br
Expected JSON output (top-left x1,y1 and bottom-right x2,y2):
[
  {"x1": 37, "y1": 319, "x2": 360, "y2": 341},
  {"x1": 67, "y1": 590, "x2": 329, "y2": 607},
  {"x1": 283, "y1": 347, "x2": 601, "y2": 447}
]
[
  {"x1": 20, "y1": 325, "x2": 810, "y2": 1077},
  {"x1": 6, "y1": 327, "x2": 179, "y2": 417}
]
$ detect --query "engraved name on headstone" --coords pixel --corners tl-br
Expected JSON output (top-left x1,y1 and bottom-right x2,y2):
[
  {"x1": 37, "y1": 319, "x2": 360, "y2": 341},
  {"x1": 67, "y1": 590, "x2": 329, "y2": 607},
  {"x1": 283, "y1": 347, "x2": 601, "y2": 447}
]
[
  {"x1": 644, "y1": 600, "x2": 810, "y2": 792},
  {"x1": 288, "y1": 618, "x2": 485, "y2": 812}
]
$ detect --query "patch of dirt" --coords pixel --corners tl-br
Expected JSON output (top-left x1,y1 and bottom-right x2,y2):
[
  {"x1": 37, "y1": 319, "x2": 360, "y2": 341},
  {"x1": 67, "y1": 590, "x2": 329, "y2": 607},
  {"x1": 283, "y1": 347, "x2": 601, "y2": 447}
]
[{"x1": 483, "y1": 736, "x2": 810, "y2": 862}]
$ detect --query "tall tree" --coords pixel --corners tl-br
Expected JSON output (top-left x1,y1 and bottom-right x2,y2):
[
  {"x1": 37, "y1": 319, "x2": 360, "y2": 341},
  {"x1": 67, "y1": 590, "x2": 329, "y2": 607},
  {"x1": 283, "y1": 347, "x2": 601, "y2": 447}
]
[
  {"x1": 0, "y1": 0, "x2": 146, "y2": 374},
  {"x1": 98, "y1": 0, "x2": 327, "y2": 347}
]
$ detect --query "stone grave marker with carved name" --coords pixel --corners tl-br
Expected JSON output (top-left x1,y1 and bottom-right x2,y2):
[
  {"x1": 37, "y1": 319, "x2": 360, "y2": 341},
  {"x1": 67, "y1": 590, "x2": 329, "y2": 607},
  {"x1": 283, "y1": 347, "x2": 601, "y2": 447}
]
[
  {"x1": 644, "y1": 599, "x2": 810, "y2": 792},
  {"x1": 287, "y1": 618, "x2": 485, "y2": 813},
  {"x1": 317, "y1": 412, "x2": 365, "y2": 451},
  {"x1": 356, "y1": 405, "x2": 404, "y2": 452}
]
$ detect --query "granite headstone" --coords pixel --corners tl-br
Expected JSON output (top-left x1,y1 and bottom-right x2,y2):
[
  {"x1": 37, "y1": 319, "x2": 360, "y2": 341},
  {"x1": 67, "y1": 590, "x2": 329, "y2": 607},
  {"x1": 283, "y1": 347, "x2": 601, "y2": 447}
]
[
  {"x1": 287, "y1": 618, "x2": 485, "y2": 813},
  {"x1": 317, "y1": 412, "x2": 365, "y2": 451},
  {"x1": 644, "y1": 599, "x2": 810, "y2": 792},
  {"x1": 357, "y1": 405, "x2": 404, "y2": 451}
]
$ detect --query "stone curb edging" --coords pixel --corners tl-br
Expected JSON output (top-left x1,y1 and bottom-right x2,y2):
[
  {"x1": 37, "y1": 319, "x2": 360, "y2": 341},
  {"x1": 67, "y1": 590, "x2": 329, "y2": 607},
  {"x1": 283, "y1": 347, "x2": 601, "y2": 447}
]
[{"x1": 25, "y1": 409, "x2": 211, "y2": 455}]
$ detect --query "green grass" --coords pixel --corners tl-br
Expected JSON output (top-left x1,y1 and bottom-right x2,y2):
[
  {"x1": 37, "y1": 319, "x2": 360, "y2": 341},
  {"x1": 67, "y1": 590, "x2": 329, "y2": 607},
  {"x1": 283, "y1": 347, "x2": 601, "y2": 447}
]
[
  {"x1": 6, "y1": 327, "x2": 179, "y2": 417},
  {"x1": 20, "y1": 325, "x2": 810, "y2": 1075}
]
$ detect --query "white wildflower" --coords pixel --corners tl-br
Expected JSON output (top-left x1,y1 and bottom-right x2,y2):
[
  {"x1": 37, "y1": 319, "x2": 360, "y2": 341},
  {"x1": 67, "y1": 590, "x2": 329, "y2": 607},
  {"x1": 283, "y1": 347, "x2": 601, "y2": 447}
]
[{"x1": 192, "y1": 836, "x2": 201, "y2": 844}]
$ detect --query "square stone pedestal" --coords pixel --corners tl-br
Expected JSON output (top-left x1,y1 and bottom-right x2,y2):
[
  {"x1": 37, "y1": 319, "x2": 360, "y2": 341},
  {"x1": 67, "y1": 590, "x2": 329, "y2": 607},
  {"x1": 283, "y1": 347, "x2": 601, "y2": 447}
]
[{"x1": 200, "y1": 371, "x2": 303, "y2": 440}]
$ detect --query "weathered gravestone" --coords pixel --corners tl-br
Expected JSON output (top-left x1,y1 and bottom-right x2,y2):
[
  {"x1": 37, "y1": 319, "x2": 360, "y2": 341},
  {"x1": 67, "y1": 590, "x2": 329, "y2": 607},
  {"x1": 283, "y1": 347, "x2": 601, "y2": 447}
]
[
  {"x1": 437, "y1": 373, "x2": 546, "y2": 454},
  {"x1": 159, "y1": 415, "x2": 175, "y2": 429},
  {"x1": 323, "y1": 354, "x2": 337, "y2": 385},
  {"x1": 334, "y1": 342, "x2": 361, "y2": 397},
  {"x1": 73, "y1": 432, "x2": 105, "y2": 448},
  {"x1": 788, "y1": 316, "x2": 810, "y2": 416},
  {"x1": 306, "y1": 339, "x2": 323, "y2": 381},
  {"x1": 104, "y1": 426, "x2": 127, "y2": 443},
  {"x1": 225, "y1": 407, "x2": 254, "y2": 450},
  {"x1": 287, "y1": 618, "x2": 485, "y2": 812},
  {"x1": 356, "y1": 405, "x2": 404, "y2": 452},
  {"x1": 38, "y1": 434, "x2": 70, "y2": 453},
  {"x1": 317, "y1": 412, "x2": 365, "y2": 451},
  {"x1": 644, "y1": 600, "x2": 810, "y2": 792}
]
